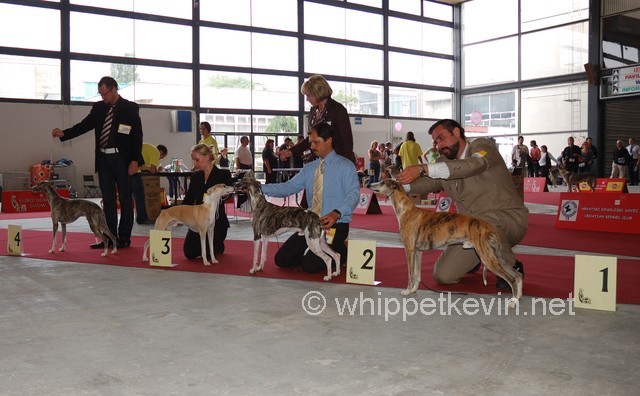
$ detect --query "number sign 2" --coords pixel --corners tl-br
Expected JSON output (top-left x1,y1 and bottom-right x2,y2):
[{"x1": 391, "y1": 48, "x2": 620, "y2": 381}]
[
  {"x1": 346, "y1": 240, "x2": 378, "y2": 285},
  {"x1": 573, "y1": 255, "x2": 617, "y2": 312}
]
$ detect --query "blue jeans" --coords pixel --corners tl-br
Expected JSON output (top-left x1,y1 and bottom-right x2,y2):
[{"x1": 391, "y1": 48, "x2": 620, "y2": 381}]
[{"x1": 97, "y1": 152, "x2": 134, "y2": 243}]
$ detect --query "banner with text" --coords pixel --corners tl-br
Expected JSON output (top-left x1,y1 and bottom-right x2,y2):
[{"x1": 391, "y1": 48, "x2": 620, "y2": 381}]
[
  {"x1": 555, "y1": 193, "x2": 640, "y2": 234},
  {"x1": 2, "y1": 189, "x2": 70, "y2": 213}
]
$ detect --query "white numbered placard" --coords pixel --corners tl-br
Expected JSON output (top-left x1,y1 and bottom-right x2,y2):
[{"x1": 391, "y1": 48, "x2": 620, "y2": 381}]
[
  {"x1": 574, "y1": 254, "x2": 617, "y2": 312},
  {"x1": 149, "y1": 230, "x2": 174, "y2": 267},
  {"x1": 346, "y1": 240, "x2": 379, "y2": 285},
  {"x1": 7, "y1": 225, "x2": 23, "y2": 256}
]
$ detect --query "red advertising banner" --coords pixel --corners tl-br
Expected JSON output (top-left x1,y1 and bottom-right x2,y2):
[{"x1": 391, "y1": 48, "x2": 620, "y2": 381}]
[
  {"x1": 592, "y1": 178, "x2": 628, "y2": 193},
  {"x1": 524, "y1": 177, "x2": 549, "y2": 193},
  {"x1": 555, "y1": 192, "x2": 640, "y2": 234},
  {"x1": 354, "y1": 188, "x2": 382, "y2": 215},
  {"x1": 1, "y1": 189, "x2": 70, "y2": 213}
]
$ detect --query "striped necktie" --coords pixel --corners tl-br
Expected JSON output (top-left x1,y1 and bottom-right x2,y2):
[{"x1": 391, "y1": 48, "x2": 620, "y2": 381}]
[
  {"x1": 99, "y1": 105, "x2": 114, "y2": 148},
  {"x1": 311, "y1": 159, "x2": 325, "y2": 215}
]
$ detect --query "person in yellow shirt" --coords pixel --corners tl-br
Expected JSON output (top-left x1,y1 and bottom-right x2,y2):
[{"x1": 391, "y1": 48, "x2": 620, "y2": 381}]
[
  {"x1": 132, "y1": 143, "x2": 161, "y2": 224},
  {"x1": 398, "y1": 131, "x2": 424, "y2": 170},
  {"x1": 198, "y1": 121, "x2": 219, "y2": 156}
]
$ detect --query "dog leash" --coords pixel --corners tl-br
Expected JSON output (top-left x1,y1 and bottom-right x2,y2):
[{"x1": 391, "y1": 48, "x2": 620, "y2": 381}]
[
  {"x1": 50, "y1": 137, "x2": 55, "y2": 166},
  {"x1": 420, "y1": 281, "x2": 469, "y2": 296}
]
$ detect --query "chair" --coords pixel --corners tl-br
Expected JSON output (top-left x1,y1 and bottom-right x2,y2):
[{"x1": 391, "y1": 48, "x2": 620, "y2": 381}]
[{"x1": 83, "y1": 174, "x2": 101, "y2": 198}]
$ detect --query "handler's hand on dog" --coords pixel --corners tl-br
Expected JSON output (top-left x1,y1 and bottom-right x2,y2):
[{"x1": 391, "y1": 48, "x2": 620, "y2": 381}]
[
  {"x1": 320, "y1": 212, "x2": 339, "y2": 229},
  {"x1": 397, "y1": 165, "x2": 422, "y2": 185}
]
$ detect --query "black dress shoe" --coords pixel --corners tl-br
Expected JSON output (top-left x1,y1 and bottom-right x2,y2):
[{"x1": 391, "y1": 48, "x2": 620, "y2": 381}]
[
  {"x1": 90, "y1": 240, "x2": 113, "y2": 249},
  {"x1": 496, "y1": 261, "x2": 524, "y2": 289},
  {"x1": 116, "y1": 240, "x2": 131, "y2": 249}
]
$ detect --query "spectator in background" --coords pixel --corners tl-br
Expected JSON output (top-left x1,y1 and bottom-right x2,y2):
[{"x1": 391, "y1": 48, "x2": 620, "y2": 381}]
[
  {"x1": 280, "y1": 74, "x2": 356, "y2": 165},
  {"x1": 398, "y1": 131, "x2": 424, "y2": 170},
  {"x1": 235, "y1": 135, "x2": 253, "y2": 208},
  {"x1": 378, "y1": 142, "x2": 388, "y2": 180},
  {"x1": 585, "y1": 136, "x2": 598, "y2": 175},
  {"x1": 218, "y1": 147, "x2": 230, "y2": 168},
  {"x1": 156, "y1": 144, "x2": 168, "y2": 171},
  {"x1": 529, "y1": 140, "x2": 541, "y2": 177},
  {"x1": 262, "y1": 139, "x2": 279, "y2": 184},
  {"x1": 511, "y1": 136, "x2": 529, "y2": 175},
  {"x1": 278, "y1": 138, "x2": 293, "y2": 169},
  {"x1": 611, "y1": 140, "x2": 630, "y2": 180},
  {"x1": 235, "y1": 135, "x2": 253, "y2": 172},
  {"x1": 423, "y1": 140, "x2": 439, "y2": 164},
  {"x1": 131, "y1": 142, "x2": 161, "y2": 224},
  {"x1": 561, "y1": 136, "x2": 582, "y2": 173},
  {"x1": 579, "y1": 142, "x2": 594, "y2": 174},
  {"x1": 539, "y1": 145, "x2": 559, "y2": 185},
  {"x1": 626, "y1": 137, "x2": 640, "y2": 185},
  {"x1": 198, "y1": 121, "x2": 219, "y2": 156},
  {"x1": 393, "y1": 141, "x2": 403, "y2": 171},
  {"x1": 293, "y1": 135, "x2": 305, "y2": 169},
  {"x1": 367, "y1": 140, "x2": 383, "y2": 184}
]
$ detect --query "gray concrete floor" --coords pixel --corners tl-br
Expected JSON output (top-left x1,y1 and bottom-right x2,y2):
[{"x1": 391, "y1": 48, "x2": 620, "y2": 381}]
[{"x1": 1, "y1": 186, "x2": 639, "y2": 395}]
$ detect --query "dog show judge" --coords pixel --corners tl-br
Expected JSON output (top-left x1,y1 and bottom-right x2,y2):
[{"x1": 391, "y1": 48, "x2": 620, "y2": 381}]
[
  {"x1": 396, "y1": 119, "x2": 528, "y2": 289},
  {"x1": 261, "y1": 122, "x2": 360, "y2": 274},
  {"x1": 51, "y1": 76, "x2": 142, "y2": 249}
]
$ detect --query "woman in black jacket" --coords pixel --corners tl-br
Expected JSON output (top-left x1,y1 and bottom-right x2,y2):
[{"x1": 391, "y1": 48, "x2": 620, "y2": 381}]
[{"x1": 182, "y1": 144, "x2": 233, "y2": 260}]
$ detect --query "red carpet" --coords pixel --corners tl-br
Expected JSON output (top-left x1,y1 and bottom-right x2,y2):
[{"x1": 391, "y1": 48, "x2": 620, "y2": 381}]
[{"x1": 1, "y1": 229, "x2": 638, "y2": 304}]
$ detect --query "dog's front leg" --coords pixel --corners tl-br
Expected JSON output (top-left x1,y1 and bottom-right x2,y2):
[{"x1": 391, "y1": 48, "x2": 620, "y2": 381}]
[
  {"x1": 49, "y1": 222, "x2": 59, "y2": 253},
  {"x1": 200, "y1": 233, "x2": 210, "y2": 266},
  {"x1": 142, "y1": 239, "x2": 150, "y2": 261},
  {"x1": 207, "y1": 227, "x2": 218, "y2": 264},
  {"x1": 250, "y1": 238, "x2": 261, "y2": 274},
  {"x1": 401, "y1": 248, "x2": 421, "y2": 295},
  {"x1": 258, "y1": 236, "x2": 269, "y2": 272},
  {"x1": 59, "y1": 223, "x2": 68, "y2": 252}
]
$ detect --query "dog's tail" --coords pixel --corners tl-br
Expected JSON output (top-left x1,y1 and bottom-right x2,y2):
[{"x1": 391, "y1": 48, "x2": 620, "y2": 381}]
[{"x1": 472, "y1": 228, "x2": 506, "y2": 286}]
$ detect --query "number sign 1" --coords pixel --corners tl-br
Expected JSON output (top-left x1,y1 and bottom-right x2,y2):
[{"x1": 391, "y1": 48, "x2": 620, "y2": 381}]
[
  {"x1": 573, "y1": 254, "x2": 617, "y2": 312},
  {"x1": 346, "y1": 240, "x2": 378, "y2": 285},
  {"x1": 149, "y1": 230, "x2": 175, "y2": 267}
]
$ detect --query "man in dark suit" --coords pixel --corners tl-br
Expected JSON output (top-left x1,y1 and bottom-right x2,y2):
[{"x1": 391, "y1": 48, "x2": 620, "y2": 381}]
[{"x1": 51, "y1": 76, "x2": 143, "y2": 249}]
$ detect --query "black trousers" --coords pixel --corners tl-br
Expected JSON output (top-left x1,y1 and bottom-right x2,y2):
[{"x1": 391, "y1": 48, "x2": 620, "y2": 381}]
[
  {"x1": 97, "y1": 152, "x2": 133, "y2": 243},
  {"x1": 183, "y1": 220, "x2": 228, "y2": 259},
  {"x1": 274, "y1": 223, "x2": 349, "y2": 273}
]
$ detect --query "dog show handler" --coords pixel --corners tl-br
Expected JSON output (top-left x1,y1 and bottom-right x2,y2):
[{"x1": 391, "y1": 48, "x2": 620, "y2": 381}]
[
  {"x1": 182, "y1": 144, "x2": 233, "y2": 260},
  {"x1": 396, "y1": 119, "x2": 528, "y2": 289},
  {"x1": 51, "y1": 76, "x2": 142, "y2": 249},
  {"x1": 261, "y1": 122, "x2": 360, "y2": 273}
]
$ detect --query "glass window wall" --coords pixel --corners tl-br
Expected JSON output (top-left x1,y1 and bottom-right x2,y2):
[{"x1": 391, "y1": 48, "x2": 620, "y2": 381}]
[
  {"x1": 0, "y1": 4, "x2": 60, "y2": 51},
  {"x1": 0, "y1": 55, "x2": 61, "y2": 100},
  {"x1": 521, "y1": 22, "x2": 588, "y2": 80}
]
